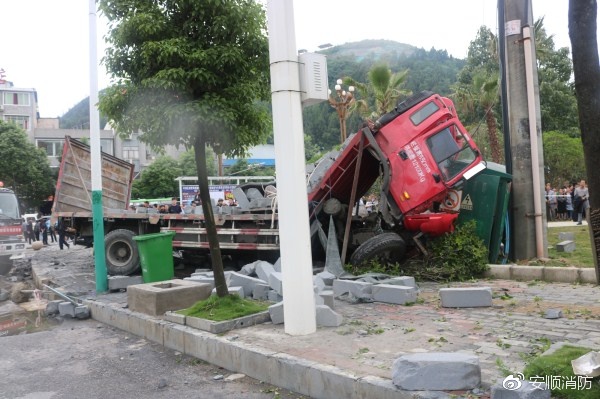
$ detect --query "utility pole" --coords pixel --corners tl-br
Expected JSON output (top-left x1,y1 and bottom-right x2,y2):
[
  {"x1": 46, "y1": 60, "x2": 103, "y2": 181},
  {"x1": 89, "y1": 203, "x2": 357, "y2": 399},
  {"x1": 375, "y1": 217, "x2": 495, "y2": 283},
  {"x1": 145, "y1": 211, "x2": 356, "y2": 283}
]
[{"x1": 501, "y1": 0, "x2": 547, "y2": 260}]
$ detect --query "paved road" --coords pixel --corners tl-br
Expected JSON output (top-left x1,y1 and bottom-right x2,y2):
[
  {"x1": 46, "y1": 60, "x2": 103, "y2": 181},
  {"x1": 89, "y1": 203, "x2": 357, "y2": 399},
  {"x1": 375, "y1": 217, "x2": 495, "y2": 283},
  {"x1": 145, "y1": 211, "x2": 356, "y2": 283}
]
[{"x1": 0, "y1": 317, "x2": 306, "y2": 399}]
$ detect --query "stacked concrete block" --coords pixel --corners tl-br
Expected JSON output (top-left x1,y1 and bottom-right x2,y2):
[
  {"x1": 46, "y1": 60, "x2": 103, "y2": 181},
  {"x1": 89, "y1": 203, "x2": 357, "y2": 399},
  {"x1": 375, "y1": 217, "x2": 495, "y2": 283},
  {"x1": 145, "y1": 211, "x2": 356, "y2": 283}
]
[
  {"x1": 392, "y1": 352, "x2": 481, "y2": 390},
  {"x1": 315, "y1": 305, "x2": 343, "y2": 327},
  {"x1": 108, "y1": 275, "x2": 143, "y2": 291},
  {"x1": 332, "y1": 279, "x2": 373, "y2": 300},
  {"x1": 313, "y1": 275, "x2": 326, "y2": 293},
  {"x1": 383, "y1": 276, "x2": 417, "y2": 288},
  {"x1": 268, "y1": 302, "x2": 284, "y2": 324},
  {"x1": 252, "y1": 283, "x2": 271, "y2": 300},
  {"x1": 268, "y1": 290, "x2": 283, "y2": 303},
  {"x1": 229, "y1": 272, "x2": 267, "y2": 297},
  {"x1": 238, "y1": 260, "x2": 260, "y2": 276},
  {"x1": 440, "y1": 287, "x2": 493, "y2": 308},
  {"x1": 372, "y1": 284, "x2": 418, "y2": 305},
  {"x1": 268, "y1": 272, "x2": 283, "y2": 295},
  {"x1": 212, "y1": 286, "x2": 244, "y2": 298},
  {"x1": 318, "y1": 290, "x2": 335, "y2": 309},
  {"x1": 316, "y1": 270, "x2": 335, "y2": 286},
  {"x1": 256, "y1": 261, "x2": 275, "y2": 282}
]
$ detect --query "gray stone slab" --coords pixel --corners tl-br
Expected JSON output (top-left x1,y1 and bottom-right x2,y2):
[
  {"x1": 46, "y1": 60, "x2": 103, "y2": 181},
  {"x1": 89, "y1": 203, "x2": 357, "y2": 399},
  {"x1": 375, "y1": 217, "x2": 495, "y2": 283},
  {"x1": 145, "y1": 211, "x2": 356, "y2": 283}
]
[
  {"x1": 273, "y1": 257, "x2": 281, "y2": 272},
  {"x1": 316, "y1": 305, "x2": 343, "y2": 327},
  {"x1": 238, "y1": 260, "x2": 260, "y2": 276},
  {"x1": 252, "y1": 283, "x2": 270, "y2": 300},
  {"x1": 229, "y1": 272, "x2": 266, "y2": 297},
  {"x1": 325, "y1": 216, "x2": 345, "y2": 277},
  {"x1": 372, "y1": 284, "x2": 418, "y2": 305},
  {"x1": 333, "y1": 279, "x2": 373, "y2": 300},
  {"x1": 212, "y1": 286, "x2": 244, "y2": 298},
  {"x1": 318, "y1": 290, "x2": 334, "y2": 309},
  {"x1": 256, "y1": 261, "x2": 275, "y2": 283},
  {"x1": 107, "y1": 275, "x2": 143, "y2": 291},
  {"x1": 233, "y1": 187, "x2": 251, "y2": 210},
  {"x1": 316, "y1": 270, "x2": 335, "y2": 286},
  {"x1": 245, "y1": 187, "x2": 264, "y2": 200},
  {"x1": 268, "y1": 271, "x2": 283, "y2": 295},
  {"x1": 313, "y1": 275, "x2": 326, "y2": 293},
  {"x1": 183, "y1": 276, "x2": 216, "y2": 290},
  {"x1": 165, "y1": 311, "x2": 186, "y2": 325},
  {"x1": 268, "y1": 290, "x2": 283, "y2": 303},
  {"x1": 556, "y1": 240, "x2": 575, "y2": 253},
  {"x1": 544, "y1": 309, "x2": 563, "y2": 319},
  {"x1": 392, "y1": 352, "x2": 481, "y2": 391},
  {"x1": 491, "y1": 380, "x2": 550, "y2": 398},
  {"x1": 45, "y1": 300, "x2": 62, "y2": 316},
  {"x1": 440, "y1": 287, "x2": 493, "y2": 308},
  {"x1": 74, "y1": 305, "x2": 90, "y2": 319},
  {"x1": 511, "y1": 266, "x2": 544, "y2": 281},
  {"x1": 486, "y1": 265, "x2": 512, "y2": 279},
  {"x1": 543, "y1": 267, "x2": 578, "y2": 283},
  {"x1": 268, "y1": 302, "x2": 284, "y2": 324}
]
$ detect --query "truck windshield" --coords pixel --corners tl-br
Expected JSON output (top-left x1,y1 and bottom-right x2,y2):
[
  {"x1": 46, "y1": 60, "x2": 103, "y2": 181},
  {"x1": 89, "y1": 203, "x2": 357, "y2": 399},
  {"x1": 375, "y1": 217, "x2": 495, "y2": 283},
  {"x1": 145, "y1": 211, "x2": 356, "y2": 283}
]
[
  {"x1": 426, "y1": 126, "x2": 478, "y2": 182},
  {"x1": 0, "y1": 192, "x2": 20, "y2": 219}
]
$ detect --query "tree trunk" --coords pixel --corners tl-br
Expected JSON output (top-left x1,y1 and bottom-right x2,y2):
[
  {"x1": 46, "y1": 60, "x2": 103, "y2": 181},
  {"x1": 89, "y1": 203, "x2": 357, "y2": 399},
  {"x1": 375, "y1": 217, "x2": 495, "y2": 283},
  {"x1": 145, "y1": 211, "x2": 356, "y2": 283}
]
[
  {"x1": 569, "y1": 0, "x2": 600, "y2": 283},
  {"x1": 194, "y1": 134, "x2": 229, "y2": 296},
  {"x1": 485, "y1": 108, "x2": 502, "y2": 163}
]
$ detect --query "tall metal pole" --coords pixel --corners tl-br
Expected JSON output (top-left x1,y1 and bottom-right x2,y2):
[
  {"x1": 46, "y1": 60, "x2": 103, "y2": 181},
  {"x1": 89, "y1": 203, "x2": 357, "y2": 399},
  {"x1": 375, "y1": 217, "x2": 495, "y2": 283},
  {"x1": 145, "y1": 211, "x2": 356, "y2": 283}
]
[
  {"x1": 502, "y1": 0, "x2": 547, "y2": 260},
  {"x1": 89, "y1": 0, "x2": 107, "y2": 292},
  {"x1": 267, "y1": 0, "x2": 316, "y2": 335}
]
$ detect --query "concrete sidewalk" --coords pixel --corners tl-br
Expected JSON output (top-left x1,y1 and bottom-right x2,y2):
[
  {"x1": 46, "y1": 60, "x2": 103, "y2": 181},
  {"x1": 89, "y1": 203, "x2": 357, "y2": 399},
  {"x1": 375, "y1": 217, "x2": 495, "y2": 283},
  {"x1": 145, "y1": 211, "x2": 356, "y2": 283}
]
[{"x1": 29, "y1": 247, "x2": 600, "y2": 399}]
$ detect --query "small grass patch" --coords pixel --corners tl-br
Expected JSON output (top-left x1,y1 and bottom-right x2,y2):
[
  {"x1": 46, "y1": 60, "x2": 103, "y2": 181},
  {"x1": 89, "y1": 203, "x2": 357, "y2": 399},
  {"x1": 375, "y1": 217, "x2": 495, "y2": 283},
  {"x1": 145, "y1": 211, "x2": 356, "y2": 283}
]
[
  {"x1": 178, "y1": 294, "x2": 269, "y2": 321},
  {"x1": 523, "y1": 345, "x2": 600, "y2": 399},
  {"x1": 546, "y1": 226, "x2": 594, "y2": 267}
]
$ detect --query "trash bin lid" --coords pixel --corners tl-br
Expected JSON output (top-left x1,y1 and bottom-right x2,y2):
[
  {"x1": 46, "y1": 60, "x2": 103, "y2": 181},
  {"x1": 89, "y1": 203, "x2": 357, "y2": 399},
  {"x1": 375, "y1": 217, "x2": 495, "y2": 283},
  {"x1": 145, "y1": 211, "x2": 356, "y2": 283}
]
[{"x1": 132, "y1": 231, "x2": 176, "y2": 242}]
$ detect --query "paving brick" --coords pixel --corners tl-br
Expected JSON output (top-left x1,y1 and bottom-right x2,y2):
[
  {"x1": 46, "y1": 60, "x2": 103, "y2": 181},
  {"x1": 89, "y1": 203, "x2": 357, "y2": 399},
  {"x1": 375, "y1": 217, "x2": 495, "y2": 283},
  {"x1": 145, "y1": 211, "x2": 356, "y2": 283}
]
[
  {"x1": 268, "y1": 271, "x2": 283, "y2": 295},
  {"x1": 543, "y1": 267, "x2": 578, "y2": 283},
  {"x1": 164, "y1": 323, "x2": 187, "y2": 352},
  {"x1": 556, "y1": 240, "x2": 575, "y2": 253},
  {"x1": 491, "y1": 380, "x2": 550, "y2": 398},
  {"x1": 440, "y1": 287, "x2": 493, "y2": 308},
  {"x1": 269, "y1": 302, "x2": 284, "y2": 324},
  {"x1": 164, "y1": 311, "x2": 186, "y2": 325},
  {"x1": 511, "y1": 266, "x2": 544, "y2": 281},
  {"x1": 58, "y1": 301, "x2": 75, "y2": 317},
  {"x1": 392, "y1": 352, "x2": 481, "y2": 390},
  {"x1": 579, "y1": 268, "x2": 598, "y2": 284},
  {"x1": 255, "y1": 261, "x2": 275, "y2": 283},
  {"x1": 372, "y1": 284, "x2": 417, "y2": 305},
  {"x1": 316, "y1": 305, "x2": 343, "y2": 327},
  {"x1": 486, "y1": 265, "x2": 512, "y2": 279},
  {"x1": 332, "y1": 279, "x2": 372, "y2": 300},
  {"x1": 108, "y1": 275, "x2": 143, "y2": 291}
]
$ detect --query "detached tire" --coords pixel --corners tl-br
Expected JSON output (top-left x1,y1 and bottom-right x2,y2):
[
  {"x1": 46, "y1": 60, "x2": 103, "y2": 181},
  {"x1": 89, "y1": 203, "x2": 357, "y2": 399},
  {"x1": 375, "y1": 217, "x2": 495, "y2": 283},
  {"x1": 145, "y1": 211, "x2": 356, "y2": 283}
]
[
  {"x1": 350, "y1": 232, "x2": 406, "y2": 267},
  {"x1": 105, "y1": 229, "x2": 140, "y2": 275}
]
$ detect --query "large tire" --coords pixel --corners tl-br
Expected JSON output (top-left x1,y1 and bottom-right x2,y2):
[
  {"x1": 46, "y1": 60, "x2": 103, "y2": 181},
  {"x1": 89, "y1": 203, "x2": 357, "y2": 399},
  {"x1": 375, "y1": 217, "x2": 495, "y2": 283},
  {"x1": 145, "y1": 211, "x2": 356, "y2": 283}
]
[
  {"x1": 349, "y1": 232, "x2": 406, "y2": 267},
  {"x1": 105, "y1": 229, "x2": 140, "y2": 275}
]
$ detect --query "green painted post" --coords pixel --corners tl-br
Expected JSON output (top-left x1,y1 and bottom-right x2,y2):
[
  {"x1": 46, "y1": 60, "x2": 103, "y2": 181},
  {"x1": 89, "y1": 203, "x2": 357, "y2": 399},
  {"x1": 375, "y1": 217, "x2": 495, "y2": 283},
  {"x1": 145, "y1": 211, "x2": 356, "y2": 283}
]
[{"x1": 92, "y1": 190, "x2": 107, "y2": 292}]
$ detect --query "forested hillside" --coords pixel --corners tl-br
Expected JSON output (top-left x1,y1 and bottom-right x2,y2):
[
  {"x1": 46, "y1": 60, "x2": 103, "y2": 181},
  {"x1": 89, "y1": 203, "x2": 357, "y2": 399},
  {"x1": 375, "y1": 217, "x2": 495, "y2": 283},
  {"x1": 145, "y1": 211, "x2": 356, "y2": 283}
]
[{"x1": 59, "y1": 93, "x2": 108, "y2": 129}]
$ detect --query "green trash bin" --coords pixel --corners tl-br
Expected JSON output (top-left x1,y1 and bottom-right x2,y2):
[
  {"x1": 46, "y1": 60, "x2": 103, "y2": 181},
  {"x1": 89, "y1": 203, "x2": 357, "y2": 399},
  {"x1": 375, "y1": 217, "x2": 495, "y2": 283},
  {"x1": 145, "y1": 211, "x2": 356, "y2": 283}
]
[{"x1": 132, "y1": 231, "x2": 176, "y2": 283}]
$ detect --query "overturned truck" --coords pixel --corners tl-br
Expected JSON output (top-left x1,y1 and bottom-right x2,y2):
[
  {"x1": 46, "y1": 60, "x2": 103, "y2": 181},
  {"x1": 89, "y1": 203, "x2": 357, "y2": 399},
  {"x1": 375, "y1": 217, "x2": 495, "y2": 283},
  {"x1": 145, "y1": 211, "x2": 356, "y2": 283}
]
[{"x1": 52, "y1": 91, "x2": 485, "y2": 275}]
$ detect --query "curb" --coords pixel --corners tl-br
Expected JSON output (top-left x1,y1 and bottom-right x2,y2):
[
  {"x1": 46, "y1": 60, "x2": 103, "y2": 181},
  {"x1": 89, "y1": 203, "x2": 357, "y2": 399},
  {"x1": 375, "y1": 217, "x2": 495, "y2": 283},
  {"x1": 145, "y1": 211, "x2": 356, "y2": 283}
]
[
  {"x1": 486, "y1": 265, "x2": 598, "y2": 284},
  {"x1": 84, "y1": 299, "x2": 453, "y2": 399}
]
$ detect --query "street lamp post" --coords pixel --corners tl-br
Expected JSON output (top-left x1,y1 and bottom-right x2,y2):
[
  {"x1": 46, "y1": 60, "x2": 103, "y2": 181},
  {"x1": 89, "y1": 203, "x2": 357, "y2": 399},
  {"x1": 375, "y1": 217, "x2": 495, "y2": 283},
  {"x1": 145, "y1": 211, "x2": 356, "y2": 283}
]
[{"x1": 328, "y1": 79, "x2": 355, "y2": 143}]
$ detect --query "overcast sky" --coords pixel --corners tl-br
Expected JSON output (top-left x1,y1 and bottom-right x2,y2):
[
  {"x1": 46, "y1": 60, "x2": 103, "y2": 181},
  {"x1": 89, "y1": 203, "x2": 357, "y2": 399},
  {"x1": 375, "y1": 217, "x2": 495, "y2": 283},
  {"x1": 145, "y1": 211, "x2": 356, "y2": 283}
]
[{"x1": 0, "y1": 0, "x2": 583, "y2": 118}]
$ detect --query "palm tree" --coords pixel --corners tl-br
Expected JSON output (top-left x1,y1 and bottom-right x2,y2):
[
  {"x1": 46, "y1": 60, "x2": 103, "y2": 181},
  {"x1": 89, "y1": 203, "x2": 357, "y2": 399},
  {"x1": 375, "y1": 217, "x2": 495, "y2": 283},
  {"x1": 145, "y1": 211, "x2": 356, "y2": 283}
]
[
  {"x1": 452, "y1": 71, "x2": 503, "y2": 163},
  {"x1": 344, "y1": 63, "x2": 411, "y2": 121}
]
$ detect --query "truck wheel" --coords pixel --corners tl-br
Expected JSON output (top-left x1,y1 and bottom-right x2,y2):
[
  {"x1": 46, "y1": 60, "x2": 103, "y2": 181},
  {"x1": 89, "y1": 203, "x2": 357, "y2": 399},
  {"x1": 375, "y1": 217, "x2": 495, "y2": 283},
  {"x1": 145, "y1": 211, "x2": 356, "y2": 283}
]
[
  {"x1": 349, "y1": 232, "x2": 406, "y2": 267},
  {"x1": 105, "y1": 229, "x2": 140, "y2": 275}
]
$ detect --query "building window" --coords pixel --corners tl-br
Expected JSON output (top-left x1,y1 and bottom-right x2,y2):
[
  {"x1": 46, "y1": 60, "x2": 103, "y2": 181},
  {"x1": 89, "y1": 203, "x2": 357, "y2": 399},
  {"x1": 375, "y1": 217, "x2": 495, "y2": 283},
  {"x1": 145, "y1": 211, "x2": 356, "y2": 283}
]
[
  {"x1": 100, "y1": 138, "x2": 114, "y2": 156},
  {"x1": 4, "y1": 115, "x2": 30, "y2": 130},
  {"x1": 3, "y1": 92, "x2": 30, "y2": 106},
  {"x1": 37, "y1": 139, "x2": 64, "y2": 157},
  {"x1": 123, "y1": 146, "x2": 139, "y2": 161}
]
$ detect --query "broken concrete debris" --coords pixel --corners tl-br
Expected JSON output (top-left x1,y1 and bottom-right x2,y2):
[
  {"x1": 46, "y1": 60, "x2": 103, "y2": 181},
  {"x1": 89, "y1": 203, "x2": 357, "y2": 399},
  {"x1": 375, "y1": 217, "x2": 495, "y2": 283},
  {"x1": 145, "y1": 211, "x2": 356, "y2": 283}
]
[
  {"x1": 543, "y1": 308, "x2": 563, "y2": 319},
  {"x1": 440, "y1": 287, "x2": 493, "y2": 308}
]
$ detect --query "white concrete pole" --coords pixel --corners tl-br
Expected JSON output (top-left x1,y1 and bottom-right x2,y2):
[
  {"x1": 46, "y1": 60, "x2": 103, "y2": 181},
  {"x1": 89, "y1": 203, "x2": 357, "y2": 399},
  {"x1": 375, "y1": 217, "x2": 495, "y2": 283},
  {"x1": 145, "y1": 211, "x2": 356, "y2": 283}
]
[
  {"x1": 267, "y1": 0, "x2": 316, "y2": 335},
  {"x1": 89, "y1": 0, "x2": 107, "y2": 292}
]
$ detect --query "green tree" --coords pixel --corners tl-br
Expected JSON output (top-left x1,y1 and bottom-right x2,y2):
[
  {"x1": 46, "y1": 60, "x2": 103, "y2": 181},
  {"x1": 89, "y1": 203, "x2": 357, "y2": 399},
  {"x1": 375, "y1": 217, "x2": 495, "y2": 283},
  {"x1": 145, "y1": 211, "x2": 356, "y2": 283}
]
[
  {"x1": 132, "y1": 156, "x2": 181, "y2": 199},
  {"x1": 98, "y1": 0, "x2": 271, "y2": 296},
  {"x1": 542, "y1": 131, "x2": 586, "y2": 185},
  {"x1": 0, "y1": 121, "x2": 55, "y2": 211},
  {"x1": 344, "y1": 63, "x2": 411, "y2": 120},
  {"x1": 178, "y1": 148, "x2": 217, "y2": 177}
]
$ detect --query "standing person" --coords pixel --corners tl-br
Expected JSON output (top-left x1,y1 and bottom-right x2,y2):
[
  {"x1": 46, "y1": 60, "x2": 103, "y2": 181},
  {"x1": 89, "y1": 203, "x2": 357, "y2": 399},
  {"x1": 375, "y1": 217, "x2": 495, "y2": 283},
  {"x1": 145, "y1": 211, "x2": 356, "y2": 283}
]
[
  {"x1": 47, "y1": 218, "x2": 56, "y2": 243},
  {"x1": 557, "y1": 187, "x2": 567, "y2": 220},
  {"x1": 545, "y1": 183, "x2": 557, "y2": 221},
  {"x1": 25, "y1": 219, "x2": 35, "y2": 244},
  {"x1": 168, "y1": 197, "x2": 183, "y2": 214},
  {"x1": 41, "y1": 219, "x2": 48, "y2": 245},
  {"x1": 193, "y1": 191, "x2": 201, "y2": 205},
  {"x1": 574, "y1": 180, "x2": 589, "y2": 225},
  {"x1": 34, "y1": 219, "x2": 41, "y2": 241},
  {"x1": 57, "y1": 219, "x2": 70, "y2": 250},
  {"x1": 565, "y1": 186, "x2": 574, "y2": 221}
]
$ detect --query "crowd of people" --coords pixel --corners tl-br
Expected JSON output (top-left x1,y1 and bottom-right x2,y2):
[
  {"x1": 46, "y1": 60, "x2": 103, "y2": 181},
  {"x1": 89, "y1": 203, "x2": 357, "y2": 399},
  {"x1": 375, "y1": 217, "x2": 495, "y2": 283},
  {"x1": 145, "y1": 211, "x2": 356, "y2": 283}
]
[
  {"x1": 545, "y1": 179, "x2": 589, "y2": 225},
  {"x1": 128, "y1": 194, "x2": 239, "y2": 215}
]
